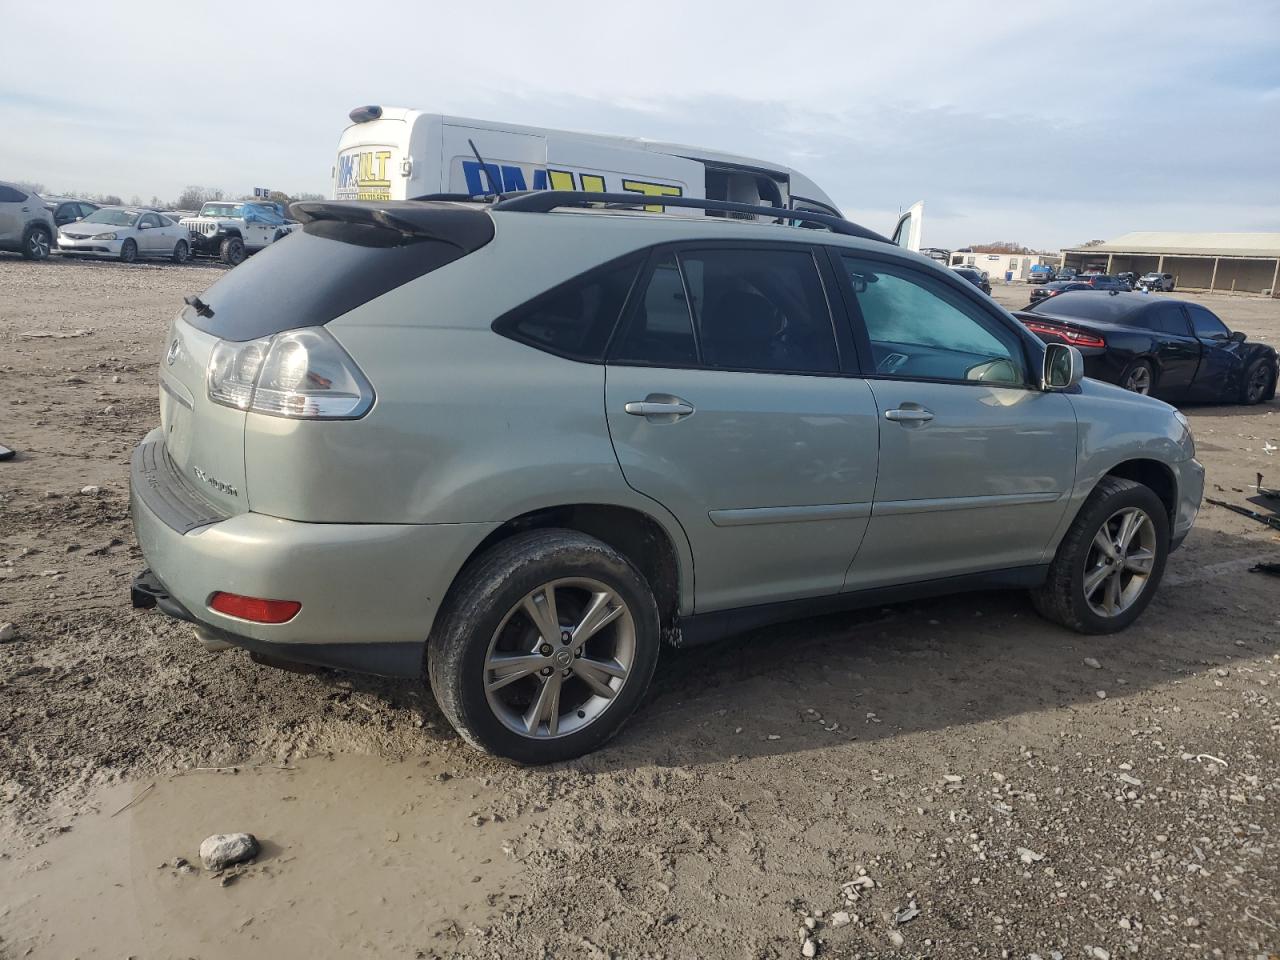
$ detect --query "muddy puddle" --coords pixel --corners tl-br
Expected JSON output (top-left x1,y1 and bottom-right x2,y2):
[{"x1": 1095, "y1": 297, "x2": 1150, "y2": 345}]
[{"x1": 0, "y1": 754, "x2": 529, "y2": 957}]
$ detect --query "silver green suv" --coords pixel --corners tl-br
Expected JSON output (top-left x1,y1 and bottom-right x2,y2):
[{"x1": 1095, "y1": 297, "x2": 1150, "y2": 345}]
[{"x1": 130, "y1": 193, "x2": 1203, "y2": 763}]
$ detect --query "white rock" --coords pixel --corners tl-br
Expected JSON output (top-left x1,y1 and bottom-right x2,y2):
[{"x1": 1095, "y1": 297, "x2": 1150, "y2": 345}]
[
  {"x1": 1096, "y1": 690, "x2": 1108, "y2": 699},
  {"x1": 79, "y1": 485, "x2": 101, "y2": 496},
  {"x1": 888, "y1": 929, "x2": 905, "y2": 948},
  {"x1": 943, "y1": 774, "x2": 963, "y2": 783},
  {"x1": 0, "y1": 622, "x2": 16, "y2": 643},
  {"x1": 804, "y1": 916, "x2": 816, "y2": 930},
  {"x1": 1084, "y1": 657, "x2": 1102, "y2": 669},
  {"x1": 199, "y1": 832, "x2": 259, "y2": 871},
  {"x1": 1118, "y1": 774, "x2": 1142, "y2": 787},
  {"x1": 831, "y1": 911, "x2": 851, "y2": 928},
  {"x1": 801, "y1": 938, "x2": 817, "y2": 958},
  {"x1": 1016, "y1": 847, "x2": 1045, "y2": 864},
  {"x1": 1091, "y1": 948, "x2": 1110, "y2": 960}
]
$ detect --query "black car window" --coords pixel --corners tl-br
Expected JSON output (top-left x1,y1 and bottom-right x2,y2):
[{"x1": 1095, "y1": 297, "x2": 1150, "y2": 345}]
[
  {"x1": 494, "y1": 254, "x2": 642, "y2": 362},
  {"x1": 0, "y1": 185, "x2": 27, "y2": 203},
  {"x1": 140, "y1": 213, "x2": 160, "y2": 228},
  {"x1": 1186, "y1": 304, "x2": 1230, "y2": 339},
  {"x1": 610, "y1": 254, "x2": 698, "y2": 366},
  {"x1": 56, "y1": 203, "x2": 77, "y2": 222},
  {"x1": 841, "y1": 255, "x2": 1026, "y2": 385},
  {"x1": 1145, "y1": 303, "x2": 1191, "y2": 335},
  {"x1": 678, "y1": 247, "x2": 839, "y2": 374}
]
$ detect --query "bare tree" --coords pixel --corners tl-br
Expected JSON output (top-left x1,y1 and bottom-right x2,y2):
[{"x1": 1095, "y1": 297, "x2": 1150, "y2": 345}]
[
  {"x1": 14, "y1": 180, "x2": 46, "y2": 196},
  {"x1": 175, "y1": 185, "x2": 225, "y2": 210}
]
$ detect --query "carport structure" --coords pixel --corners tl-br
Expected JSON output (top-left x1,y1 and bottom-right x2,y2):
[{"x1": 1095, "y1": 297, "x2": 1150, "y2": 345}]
[{"x1": 1060, "y1": 233, "x2": 1280, "y2": 297}]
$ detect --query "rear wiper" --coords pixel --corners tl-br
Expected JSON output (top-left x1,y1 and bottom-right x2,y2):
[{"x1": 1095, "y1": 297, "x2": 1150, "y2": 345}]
[{"x1": 184, "y1": 295, "x2": 214, "y2": 319}]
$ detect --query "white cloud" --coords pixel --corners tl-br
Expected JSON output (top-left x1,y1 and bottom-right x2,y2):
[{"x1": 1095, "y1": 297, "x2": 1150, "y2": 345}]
[{"x1": 1, "y1": 0, "x2": 1276, "y2": 248}]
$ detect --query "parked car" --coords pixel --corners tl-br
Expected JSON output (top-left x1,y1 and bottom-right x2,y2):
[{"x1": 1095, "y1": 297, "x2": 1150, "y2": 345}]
[
  {"x1": 0, "y1": 180, "x2": 56, "y2": 260},
  {"x1": 1028, "y1": 264, "x2": 1056, "y2": 284},
  {"x1": 1139, "y1": 272, "x2": 1176, "y2": 292},
  {"x1": 1077, "y1": 274, "x2": 1127, "y2": 291},
  {"x1": 951, "y1": 265, "x2": 992, "y2": 295},
  {"x1": 58, "y1": 207, "x2": 191, "y2": 263},
  {"x1": 1028, "y1": 280, "x2": 1093, "y2": 305},
  {"x1": 1114, "y1": 272, "x2": 1137, "y2": 290},
  {"x1": 1020, "y1": 291, "x2": 1277, "y2": 403},
  {"x1": 179, "y1": 200, "x2": 300, "y2": 265},
  {"x1": 43, "y1": 196, "x2": 100, "y2": 229},
  {"x1": 130, "y1": 192, "x2": 1203, "y2": 763},
  {"x1": 1057, "y1": 267, "x2": 1079, "y2": 281}
]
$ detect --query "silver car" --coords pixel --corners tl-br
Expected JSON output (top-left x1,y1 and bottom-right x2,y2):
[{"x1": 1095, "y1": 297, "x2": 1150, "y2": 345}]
[
  {"x1": 130, "y1": 193, "x2": 1204, "y2": 763},
  {"x1": 0, "y1": 180, "x2": 57, "y2": 260},
  {"x1": 58, "y1": 207, "x2": 191, "y2": 263}
]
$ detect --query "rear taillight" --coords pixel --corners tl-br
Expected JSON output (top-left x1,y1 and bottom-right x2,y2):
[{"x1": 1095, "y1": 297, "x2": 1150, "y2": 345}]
[
  {"x1": 1023, "y1": 319, "x2": 1106, "y2": 349},
  {"x1": 209, "y1": 592, "x2": 301, "y2": 624},
  {"x1": 207, "y1": 326, "x2": 374, "y2": 419}
]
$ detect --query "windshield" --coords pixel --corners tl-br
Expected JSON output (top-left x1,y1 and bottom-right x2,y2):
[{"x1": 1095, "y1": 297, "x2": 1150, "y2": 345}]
[
  {"x1": 199, "y1": 202, "x2": 244, "y2": 218},
  {"x1": 83, "y1": 209, "x2": 139, "y2": 227}
]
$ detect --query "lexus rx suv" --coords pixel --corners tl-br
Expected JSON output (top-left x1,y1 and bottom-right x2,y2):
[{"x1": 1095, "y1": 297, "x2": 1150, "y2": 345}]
[{"x1": 130, "y1": 193, "x2": 1204, "y2": 763}]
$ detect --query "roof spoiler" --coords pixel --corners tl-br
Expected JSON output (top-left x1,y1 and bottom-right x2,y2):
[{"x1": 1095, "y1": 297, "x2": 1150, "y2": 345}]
[{"x1": 288, "y1": 201, "x2": 494, "y2": 251}]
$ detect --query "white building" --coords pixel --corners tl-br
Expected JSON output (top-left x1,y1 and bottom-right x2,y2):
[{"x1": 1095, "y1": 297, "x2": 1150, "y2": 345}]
[{"x1": 950, "y1": 250, "x2": 1060, "y2": 281}]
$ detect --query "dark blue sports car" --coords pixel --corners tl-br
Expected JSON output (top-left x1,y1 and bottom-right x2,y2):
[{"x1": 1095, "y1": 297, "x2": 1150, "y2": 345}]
[{"x1": 1018, "y1": 292, "x2": 1277, "y2": 404}]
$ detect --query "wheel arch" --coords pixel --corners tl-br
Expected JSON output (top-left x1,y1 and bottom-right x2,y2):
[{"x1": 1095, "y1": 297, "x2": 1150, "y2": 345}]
[
  {"x1": 445, "y1": 503, "x2": 690, "y2": 642},
  {"x1": 1099, "y1": 458, "x2": 1177, "y2": 523}
]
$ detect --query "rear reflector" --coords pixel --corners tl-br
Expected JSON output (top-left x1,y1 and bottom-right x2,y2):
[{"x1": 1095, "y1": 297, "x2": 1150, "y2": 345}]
[
  {"x1": 1022, "y1": 319, "x2": 1106, "y2": 349},
  {"x1": 209, "y1": 592, "x2": 301, "y2": 624}
]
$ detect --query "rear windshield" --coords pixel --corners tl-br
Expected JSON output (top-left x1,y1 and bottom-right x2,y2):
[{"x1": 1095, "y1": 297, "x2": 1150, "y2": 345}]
[
  {"x1": 186, "y1": 220, "x2": 490, "y2": 342},
  {"x1": 1028, "y1": 291, "x2": 1142, "y2": 320}
]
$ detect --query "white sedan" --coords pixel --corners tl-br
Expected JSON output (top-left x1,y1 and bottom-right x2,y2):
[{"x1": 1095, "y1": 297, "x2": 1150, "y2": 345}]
[{"x1": 58, "y1": 207, "x2": 192, "y2": 263}]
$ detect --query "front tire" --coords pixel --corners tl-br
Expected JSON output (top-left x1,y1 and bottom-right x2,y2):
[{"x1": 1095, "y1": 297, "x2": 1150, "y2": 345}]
[
  {"x1": 219, "y1": 236, "x2": 246, "y2": 266},
  {"x1": 172, "y1": 239, "x2": 189, "y2": 264},
  {"x1": 119, "y1": 239, "x2": 138, "y2": 263},
  {"x1": 1031, "y1": 476, "x2": 1169, "y2": 634},
  {"x1": 428, "y1": 529, "x2": 661, "y2": 764},
  {"x1": 1242, "y1": 359, "x2": 1274, "y2": 405},
  {"x1": 22, "y1": 225, "x2": 51, "y2": 260}
]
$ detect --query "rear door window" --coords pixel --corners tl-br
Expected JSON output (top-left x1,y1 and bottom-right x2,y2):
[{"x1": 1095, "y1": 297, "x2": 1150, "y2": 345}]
[
  {"x1": 0, "y1": 185, "x2": 27, "y2": 203},
  {"x1": 610, "y1": 246, "x2": 841, "y2": 375},
  {"x1": 1146, "y1": 303, "x2": 1191, "y2": 335}
]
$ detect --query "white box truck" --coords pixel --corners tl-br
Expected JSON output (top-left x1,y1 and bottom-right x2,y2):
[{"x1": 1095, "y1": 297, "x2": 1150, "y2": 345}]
[{"x1": 332, "y1": 106, "x2": 923, "y2": 248}]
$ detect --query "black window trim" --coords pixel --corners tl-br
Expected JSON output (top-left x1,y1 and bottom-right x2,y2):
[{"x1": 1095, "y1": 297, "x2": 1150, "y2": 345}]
[
  {"x1": 489, "y1": 250, "x2": 647, "y2": 364},
  {"x1": 824, "y1": 245, "x2": 1044, "y2": 392},
  {"x1": 604, "y1": 238, "x2": 855, "y2": 379}
]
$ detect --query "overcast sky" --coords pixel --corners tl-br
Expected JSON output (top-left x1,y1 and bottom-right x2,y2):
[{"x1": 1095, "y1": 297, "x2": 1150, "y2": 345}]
[{"x1": 2, "y1": 1, "x2": 1277, "y2": 250}]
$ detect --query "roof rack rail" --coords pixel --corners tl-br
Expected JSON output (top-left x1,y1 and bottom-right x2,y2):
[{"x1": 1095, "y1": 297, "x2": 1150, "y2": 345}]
[{"x1": 488, "y1": 191, "x2": 891, "y2": 243}]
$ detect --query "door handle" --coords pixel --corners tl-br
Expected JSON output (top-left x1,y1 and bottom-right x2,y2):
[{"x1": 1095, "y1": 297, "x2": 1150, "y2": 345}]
[
  {"x1": 884, "y1": 407, "x2": 934, "y2": 423},
  {"x1": 624, "y1": 401, "x2": 696, "y2": 417},
  {"x1": 624, "y1": 396, "x2": 695, "y2": 421}
]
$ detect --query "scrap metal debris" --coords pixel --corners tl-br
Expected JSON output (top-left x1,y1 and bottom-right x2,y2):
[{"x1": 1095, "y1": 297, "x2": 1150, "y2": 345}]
[
  {"x1": 1249, "y1": 561, "x2": 1280, "y2": 577},
  {"x1": 1205, "y1": 497, "x2": 1280, "y2": 532}
]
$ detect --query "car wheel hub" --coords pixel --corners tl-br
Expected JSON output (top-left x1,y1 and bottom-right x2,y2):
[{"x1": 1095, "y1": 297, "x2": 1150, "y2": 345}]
[
  {"x1": 1083, "y1": 507, "x2": 1156, "y2": 618},
  {"x1": 483, "y1": 577, "x2": 636, "y2": 739}
]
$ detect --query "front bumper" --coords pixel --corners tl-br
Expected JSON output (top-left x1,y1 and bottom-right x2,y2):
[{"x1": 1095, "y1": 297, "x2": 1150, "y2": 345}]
[
  {"x1": 187, "y1": 231, "x2": 223, "y2": 254},
  {"x1": 129, "y1": 431, "x2": 499, "y2": 677},
  {"x1": 58, "y1": 235, "x2": 124, "y2": 256}
]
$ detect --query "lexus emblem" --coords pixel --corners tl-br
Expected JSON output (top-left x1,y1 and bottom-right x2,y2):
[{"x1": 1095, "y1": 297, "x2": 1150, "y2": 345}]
[{"x1": 166, "y1": 338, "x2": 181, "y2": 366}]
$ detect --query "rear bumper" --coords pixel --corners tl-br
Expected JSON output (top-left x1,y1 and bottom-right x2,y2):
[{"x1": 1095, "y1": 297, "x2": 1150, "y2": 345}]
[{"x1": 129, "y1": 430, "x2": 499, "y2": 677}]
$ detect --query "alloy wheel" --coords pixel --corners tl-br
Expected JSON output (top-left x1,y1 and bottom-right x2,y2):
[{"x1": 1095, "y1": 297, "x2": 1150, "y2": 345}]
[
  {"x1": 28, "y1": 230, "x2": 50, "y2": 259},
  {"x1": 1083, "y1": 506, "x2": 1157, "y2": 618},
  {"x1": 1247, "y1": 364, "x2": 1271, "y2": 403},
  {"x1": 1124, "y1": 366, "x2": 1152, "y2": 394},
  {"x1": 483, "y1": 578, "x2": 636, "y2": 739}
]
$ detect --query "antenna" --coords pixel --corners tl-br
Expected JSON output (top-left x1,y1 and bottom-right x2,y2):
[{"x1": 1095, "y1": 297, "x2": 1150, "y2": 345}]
[{"x1": 467, "y1": 138, "x2": 504, "y2": 201}]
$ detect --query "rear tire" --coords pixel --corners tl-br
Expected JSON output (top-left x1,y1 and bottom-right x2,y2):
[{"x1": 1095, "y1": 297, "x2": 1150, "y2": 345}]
[
  {"x1": 1031, "y1": 476, "x2": 1169, "y2": 634},
  {"x1": 1120, "y1": 359, "x2": 1154, "y2": 395},
  {"x1": 219, "y1": 236, "x2": 245, "y2": 266},
  {"x1": 119, "y1": 239, "x2": 138, "y2": 263},
  {"x1": 172, "y1": 239, "x2": 189, "y2": 264},
  {"x1": 22, "y1": 225, "x2": 51, "y2": 261},
  {"x1": 428, "y1": 529, "x2": 661, "y2": 764},
  {"x1": 1241, "y1": 359, "x2": 1274, "y2": 405}
]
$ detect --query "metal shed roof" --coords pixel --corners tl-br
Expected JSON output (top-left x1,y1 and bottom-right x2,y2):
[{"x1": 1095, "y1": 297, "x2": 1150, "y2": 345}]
[{"x1": 1062, "y1": 232, "x2": 1280, "y2": 258}]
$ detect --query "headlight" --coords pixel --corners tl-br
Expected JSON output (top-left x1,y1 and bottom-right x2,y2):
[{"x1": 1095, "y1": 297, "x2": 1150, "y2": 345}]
[
  {"x1": 97, "y1": 232, "x2": 118, "y2": 241},
  {"x1": 1174, "y1": 410, "x2": 1195, "y2": 458}
]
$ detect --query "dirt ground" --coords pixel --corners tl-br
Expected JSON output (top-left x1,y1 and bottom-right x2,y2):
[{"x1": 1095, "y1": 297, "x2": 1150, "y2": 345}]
[{"x1": 1, "y1": 255, "x2": 1278, "y2": 960}]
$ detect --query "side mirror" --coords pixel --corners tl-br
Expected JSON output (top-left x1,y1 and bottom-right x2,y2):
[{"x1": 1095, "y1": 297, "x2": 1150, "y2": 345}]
[
  {"x1": 1042, "y1": 342, "x2": 1084, "y2": 391},
  {"x1": 1230, "y1": 330, "x2": 1247, "y2": 343}
]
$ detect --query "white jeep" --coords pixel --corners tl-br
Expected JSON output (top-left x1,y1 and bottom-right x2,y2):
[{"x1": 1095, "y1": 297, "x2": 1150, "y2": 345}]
[{"x1": 180, "y1": 201, "x2": 299, "y2": 266}]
